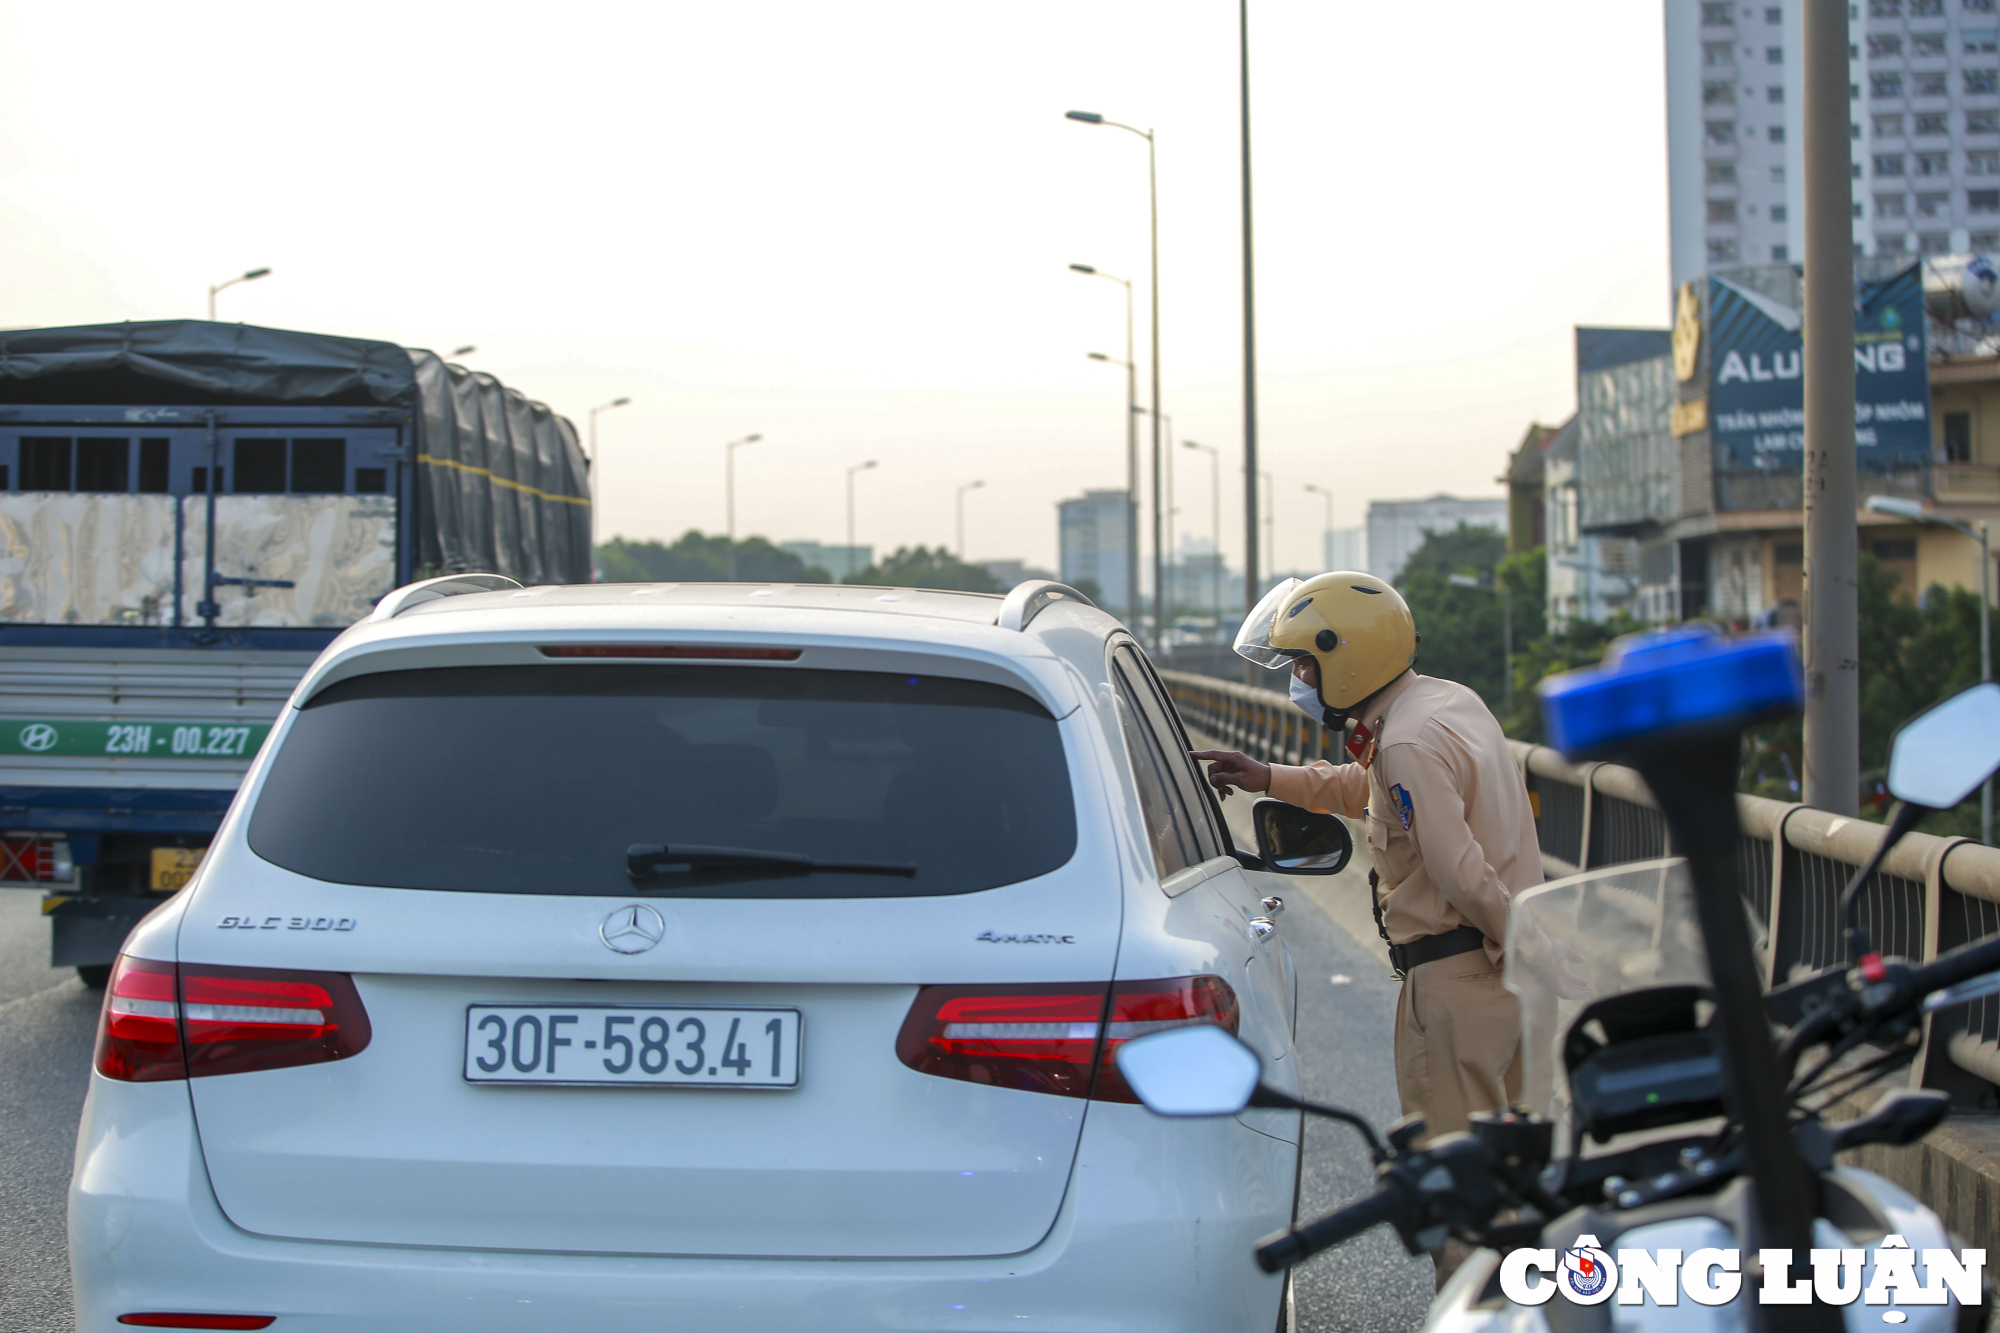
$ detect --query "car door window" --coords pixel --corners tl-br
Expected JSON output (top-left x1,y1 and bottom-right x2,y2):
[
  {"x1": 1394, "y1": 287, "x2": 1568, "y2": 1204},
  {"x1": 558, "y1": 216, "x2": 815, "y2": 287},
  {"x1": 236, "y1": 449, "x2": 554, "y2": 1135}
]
[
  {"x1": 1113, "y1": 646, "x2": 1227, "y2": 863},
  {"x1": 1110, "y1": 663, "x2": 1197, "y2": 879}
]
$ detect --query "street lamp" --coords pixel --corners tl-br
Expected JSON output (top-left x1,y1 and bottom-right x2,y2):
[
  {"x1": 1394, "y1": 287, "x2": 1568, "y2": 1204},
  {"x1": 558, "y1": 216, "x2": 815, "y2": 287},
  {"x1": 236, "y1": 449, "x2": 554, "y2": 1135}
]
[
  {"x1": 586, "y1": 397, "x2": 633, "y2": 563},
  {"x1": 207, "y1": 267, "x2": 271, "y2": 320},
  {"x1": 956, "y1": 480, "x2": 985, "y2": 559},
  {"x1": 1259, "y1": 471, "x2": 1275, "y2": 585},
  {"x1": 450, "y1": 345, "x2": 477, "y2": 359},
  {"x1": 1449, "y1": 572, "x2": 1514, "y2": 713},
  {"x1": 1303, "y1": 483, "x2": 1334, "y2": 571},
  {"x1": 1184, "y1": 439, "x2": 1223, "y2": 638},
  {"x1": 1067, "y1": 109, "x2": 1163, "y2": 652},
  {"x1": 1075, "y1": 261, "x2": 1140, "y2": 629},
  {"x1": 723, "y1": 433, "x2": 764, "y2": 580},
  {"x1": 847, "y1": 460, "x2": 879, "y2": 580},
  {"x1": 1867, "y1": 493, "x2": 1993, "y2": 843}
]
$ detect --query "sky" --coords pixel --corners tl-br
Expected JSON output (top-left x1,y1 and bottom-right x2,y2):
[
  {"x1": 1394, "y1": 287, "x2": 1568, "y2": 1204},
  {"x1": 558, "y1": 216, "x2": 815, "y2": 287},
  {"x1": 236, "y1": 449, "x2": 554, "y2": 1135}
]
[{"x1": 0, "y1": 1, "x2": 1670, "y2": 577}]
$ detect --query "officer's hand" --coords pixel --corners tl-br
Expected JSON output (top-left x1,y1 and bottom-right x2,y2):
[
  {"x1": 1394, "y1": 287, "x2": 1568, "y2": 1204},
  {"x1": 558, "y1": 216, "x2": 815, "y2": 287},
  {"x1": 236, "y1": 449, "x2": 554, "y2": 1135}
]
[{"x1": 1189, "y1": 750, "x2": 1271, "y2": 800}]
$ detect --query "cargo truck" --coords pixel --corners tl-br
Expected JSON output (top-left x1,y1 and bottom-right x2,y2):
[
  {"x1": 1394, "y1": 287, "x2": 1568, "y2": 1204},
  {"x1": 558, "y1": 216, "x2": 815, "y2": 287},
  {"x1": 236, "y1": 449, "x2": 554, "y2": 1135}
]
[{"x1": 0, "y1": 320, "x2": 590, "y2": 982}]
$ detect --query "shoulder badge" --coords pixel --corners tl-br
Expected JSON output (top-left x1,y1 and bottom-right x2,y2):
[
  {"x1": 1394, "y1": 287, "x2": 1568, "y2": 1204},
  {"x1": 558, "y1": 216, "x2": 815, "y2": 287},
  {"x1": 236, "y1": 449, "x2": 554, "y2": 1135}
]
[
  {"x1": 1389, "y1": 783, "x2": 1414, "y2": 831},
  {"x1": 1346, "y1": 718, "x2": 1381, "y2": 769}
]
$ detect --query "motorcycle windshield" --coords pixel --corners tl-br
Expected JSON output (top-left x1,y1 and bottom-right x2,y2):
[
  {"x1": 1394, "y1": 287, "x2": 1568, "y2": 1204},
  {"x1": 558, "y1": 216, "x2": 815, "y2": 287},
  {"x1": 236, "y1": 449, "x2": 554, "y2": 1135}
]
[{"x1": 1503, "y1": 858, "x2": 1714, "y2": 1146}]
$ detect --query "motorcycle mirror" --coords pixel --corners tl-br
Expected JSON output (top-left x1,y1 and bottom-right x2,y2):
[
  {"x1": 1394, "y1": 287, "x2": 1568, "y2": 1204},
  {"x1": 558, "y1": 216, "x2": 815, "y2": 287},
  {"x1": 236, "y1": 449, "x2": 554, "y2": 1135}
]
[
  {"x1": 1251, "y1": 799, "x2": 1354, "y2": 875},
  {"x1": 1114, "y1": 1025, "x2": 1263, "y2": 1117},
  {"x1": 1886, "y1": 681, "x2": 2000, "y2": 811}
]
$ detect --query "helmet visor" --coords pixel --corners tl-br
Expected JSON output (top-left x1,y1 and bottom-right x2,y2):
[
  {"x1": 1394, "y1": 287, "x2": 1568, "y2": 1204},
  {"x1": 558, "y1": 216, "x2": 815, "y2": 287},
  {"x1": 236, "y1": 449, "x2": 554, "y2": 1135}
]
[{"x1": 1232, "y1": 578, "x2": 1304, "y2": 669}]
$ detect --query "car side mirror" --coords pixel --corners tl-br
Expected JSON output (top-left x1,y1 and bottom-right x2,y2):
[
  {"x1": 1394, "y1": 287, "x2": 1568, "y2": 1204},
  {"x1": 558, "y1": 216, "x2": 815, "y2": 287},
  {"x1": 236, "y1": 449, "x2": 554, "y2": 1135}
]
[
  {"x1": 1251, "y1": 799, "x2": 1353, "y2": 875},
  {"x1": 1886, "y1": 681, "x2": 2000, "y2": 811},
  {"x1": 1114, "y1": 1024, "x2": 1264, "y2": 1116}
]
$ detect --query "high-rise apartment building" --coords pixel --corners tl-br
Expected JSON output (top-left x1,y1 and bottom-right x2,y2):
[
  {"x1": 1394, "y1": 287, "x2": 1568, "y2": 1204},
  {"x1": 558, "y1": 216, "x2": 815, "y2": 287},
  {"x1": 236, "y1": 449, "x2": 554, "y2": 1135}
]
[
  {"x1": 1057, "y1": 489, "x2": 1131, "y2": 615},
  {"x1": 1667, "y1": 0, "x2": 2000, "y2": 291}
]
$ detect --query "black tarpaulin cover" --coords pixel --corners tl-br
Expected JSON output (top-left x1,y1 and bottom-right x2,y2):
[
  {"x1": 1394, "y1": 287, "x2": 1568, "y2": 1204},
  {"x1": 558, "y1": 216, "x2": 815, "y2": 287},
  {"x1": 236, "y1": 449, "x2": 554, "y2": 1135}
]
[{"x1": 0, "y1": 319, "x2": 590, "y2": 585}]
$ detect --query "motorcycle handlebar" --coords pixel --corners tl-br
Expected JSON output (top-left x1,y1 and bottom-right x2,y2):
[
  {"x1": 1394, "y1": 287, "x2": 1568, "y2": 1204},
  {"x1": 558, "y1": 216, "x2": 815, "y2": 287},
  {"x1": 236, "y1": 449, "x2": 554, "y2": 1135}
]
[
  {"x1": 1909, "y1": 933, "x2": 2000, "y2": 1000},
  {"x1": 1255, "y1": 1185, "x2": 1406, "y2": 1272}
]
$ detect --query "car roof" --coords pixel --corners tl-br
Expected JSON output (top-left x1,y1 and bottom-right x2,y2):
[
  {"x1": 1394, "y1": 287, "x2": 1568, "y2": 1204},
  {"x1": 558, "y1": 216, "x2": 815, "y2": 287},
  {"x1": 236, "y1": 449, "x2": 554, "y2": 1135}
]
[{"x1": 395, "y1": 582, "x2": 1008, "y2": 625}]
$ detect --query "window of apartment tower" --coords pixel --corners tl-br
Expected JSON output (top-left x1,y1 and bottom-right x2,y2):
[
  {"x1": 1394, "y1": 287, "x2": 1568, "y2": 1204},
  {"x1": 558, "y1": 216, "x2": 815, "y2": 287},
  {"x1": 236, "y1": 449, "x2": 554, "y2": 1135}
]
[
  {"x1": 1973, "y1": 189, "x2": 2000, "y2": 211},
  {"x1": 1772, "y1": 204, "x2": 1790, "y2": 220},
  {"x1": 1768, "y1": 85, "x2": 1785, "y2": 103},
  {"x1": 1910, "y1": 0, "x2": 1942, "y2": 13},
  {"x1": 1913, "y1": 33, "x2": 1948, "y2": 57},
  {"x1": 1705, "y1": 80, "x2": 1737, "y2": 105},
  {"x1": 1916, "y1": 151, "x2": 1951, "y2": 174},
  {"x1": 1705, "y1": 41, "x2": 1735, "y2": 65},
  {"x1": 1970, "y1": 28, "x2": 2000, "y2": 53},
  {"x1": 1709, "y1": 199, "x2": 1739, "y2": 223},
  {"x1": 1916, "y1": 190, "x2": 1950, "y2": 215},
  {"x1": 1708, "y1": 161, "x2": 1738, "y2": 185},
  {"x1": 1945, "y1": 410, "x2": 1974, "y2": 462},
  {"x1": 1766, "y1": 5, "x2": 1781, "y2": 18},
  {"x1": 1870, "y1": 33, "x2": 1904, "y2": 57},
  {"x1": 1768, "y1": 45, "x2": 1784, "y2": 64},
  {"x1": 1709, "y1": 238, "x2": 1740, "y2": 263},
  {"x1": 1871, "y1": 0, "x2": 1902, "y2": 15},
  {"x1": 1877, "y1": 192, "x2": 1910, "y2": 216},
  {"x1": 1876, "y1": 153, "x2": 1908, "y2": 175},
  {"x1": 1968, "y1": 68, "x2": 2000, "y2": 94},
  {"x1": 1770, "y1": 124, "x2": 1787, "y2": 142},
  {"x1": 1915, "y1": 71, "x2": 1950, "y2": 96},
  {"x1": 1971, "y1": 109, "x2": 2000, "y2": 133},
  {"x1": 1975, "y1": 230, "x2": 2000, "y2": 247},
  {"x1": 1920, "y1": 231, "x2": 1953, "y2": 252},
  {"x1": 1873, "y1": 72, "x2": 1905, "y2": 98},
  {"x1": 1875, "y1": 113, "x2": 1906, "y2": 137},
  {"x1": 1974, "y1": 150, "x2": 2000, "y2": 174},
  {"x1": 1916, "y1": 112, "x2": 1950, "y2": 135},
  {"x1": 1701, "y1": 1, "x2": 1732, "y2": 23}
]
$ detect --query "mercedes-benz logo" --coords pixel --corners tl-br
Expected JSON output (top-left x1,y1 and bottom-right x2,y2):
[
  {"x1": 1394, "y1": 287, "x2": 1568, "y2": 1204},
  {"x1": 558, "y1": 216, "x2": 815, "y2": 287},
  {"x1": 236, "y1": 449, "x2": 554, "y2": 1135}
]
[
  {"x1": 600, "y1": 903, "x2": 666, "y2": 954},
  {"x1": 17, "y1": 724, "x2": 56, "y2": 752}
]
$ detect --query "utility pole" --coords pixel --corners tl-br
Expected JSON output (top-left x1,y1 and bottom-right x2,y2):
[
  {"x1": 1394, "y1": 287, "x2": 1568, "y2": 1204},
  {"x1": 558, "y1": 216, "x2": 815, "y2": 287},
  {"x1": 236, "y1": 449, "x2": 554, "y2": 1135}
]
[
  {"x1": 1802, "y1": 0, "x2": 1859, "y2": 817},
  {"x1": 1238, "y1": 0, "x2": 1260, "y2": 684}
]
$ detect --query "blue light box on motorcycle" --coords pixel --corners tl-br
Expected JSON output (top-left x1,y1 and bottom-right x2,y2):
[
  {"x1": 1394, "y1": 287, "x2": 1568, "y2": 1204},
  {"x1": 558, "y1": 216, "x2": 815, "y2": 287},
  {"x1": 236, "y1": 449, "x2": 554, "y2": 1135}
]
[{"x1": 1539, "y1": 628, "x2": 1803, "y2": 760}]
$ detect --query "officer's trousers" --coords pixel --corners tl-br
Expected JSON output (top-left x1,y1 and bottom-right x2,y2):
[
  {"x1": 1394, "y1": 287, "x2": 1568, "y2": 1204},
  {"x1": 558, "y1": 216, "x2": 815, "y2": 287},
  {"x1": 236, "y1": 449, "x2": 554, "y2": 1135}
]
[
  {"x1": 1391, "y1": 953, "x2": 1522, "y2": 1137},
  {"x1": 1393, "y1": 957, "x2": 1523, "y2": 1289}
]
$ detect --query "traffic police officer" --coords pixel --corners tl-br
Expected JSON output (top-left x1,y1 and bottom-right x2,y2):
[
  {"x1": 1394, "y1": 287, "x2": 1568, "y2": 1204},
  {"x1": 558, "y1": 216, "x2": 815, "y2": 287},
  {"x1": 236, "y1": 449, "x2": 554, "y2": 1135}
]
[{"x1": 1192, "y1": 572, "x2": 1542, "y2": 1283}]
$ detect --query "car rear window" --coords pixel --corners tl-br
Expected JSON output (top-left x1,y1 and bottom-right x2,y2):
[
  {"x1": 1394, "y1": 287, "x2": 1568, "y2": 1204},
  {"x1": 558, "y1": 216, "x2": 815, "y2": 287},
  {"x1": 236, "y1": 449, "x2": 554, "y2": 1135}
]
[{"x1": 248, "y1": 665, "x2": 1077, "y2": 897}]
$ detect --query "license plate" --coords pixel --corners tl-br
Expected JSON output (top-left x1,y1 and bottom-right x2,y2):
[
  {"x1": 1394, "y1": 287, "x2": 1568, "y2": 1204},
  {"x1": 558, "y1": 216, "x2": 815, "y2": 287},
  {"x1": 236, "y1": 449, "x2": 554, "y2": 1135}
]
[{"x1": 464, "y1": 1005, "x2": 801, "y2": 1088}]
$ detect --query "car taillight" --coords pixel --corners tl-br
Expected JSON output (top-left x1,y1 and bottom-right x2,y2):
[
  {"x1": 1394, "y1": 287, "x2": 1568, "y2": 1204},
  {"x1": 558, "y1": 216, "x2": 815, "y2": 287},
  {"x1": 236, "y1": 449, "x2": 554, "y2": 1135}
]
[
  {"x1": 180, "y1": 964, "x2": 371, "y2": 1077},
  {"x1": 96, "y1": 956, "x2": 185, "y2": 1082},
  {"x1": 895, "y1": 975, "x2": 1237, "y2": 1102},
  {"x1": 117, "y1": 1315, "x2": 275, "y2": 1329},
  {"x1": 94, "y1": 955, "x2": 370, "y2": 1083}
]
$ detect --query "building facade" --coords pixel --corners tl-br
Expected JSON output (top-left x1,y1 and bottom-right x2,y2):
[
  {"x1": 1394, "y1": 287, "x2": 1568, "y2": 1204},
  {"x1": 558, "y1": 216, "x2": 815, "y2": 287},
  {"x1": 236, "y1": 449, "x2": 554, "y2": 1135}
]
[
  {"x1": 1669, "y1": 0, "x2": 2000, "y2": 290},
  {"x1": 1057, "y1": 489, "x2": 1131, "y2": 615},
  {"x1": 1366, "y1": 495, "x2": 1507, "y2": 584}
]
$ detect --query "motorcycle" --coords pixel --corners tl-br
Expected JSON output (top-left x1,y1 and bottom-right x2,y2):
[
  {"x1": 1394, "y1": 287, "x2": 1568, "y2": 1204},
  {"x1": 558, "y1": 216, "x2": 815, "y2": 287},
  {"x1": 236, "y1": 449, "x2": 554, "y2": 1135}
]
[{"x1": 1129, "y1": 628, "x2": 2000, "y2": 1332}]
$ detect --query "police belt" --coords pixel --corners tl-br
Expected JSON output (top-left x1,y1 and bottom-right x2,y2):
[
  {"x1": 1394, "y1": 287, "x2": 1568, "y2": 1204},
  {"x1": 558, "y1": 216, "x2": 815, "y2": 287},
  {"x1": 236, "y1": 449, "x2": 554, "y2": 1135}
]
[{"x1": 1386, "y1": 924, "x2": 1489, "y2": 976}]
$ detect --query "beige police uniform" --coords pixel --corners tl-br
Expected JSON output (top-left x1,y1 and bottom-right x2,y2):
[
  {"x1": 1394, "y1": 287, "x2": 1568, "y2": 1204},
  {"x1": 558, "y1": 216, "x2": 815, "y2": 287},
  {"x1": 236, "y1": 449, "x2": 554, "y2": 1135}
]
[{"x1": 1265, "y1": 670, "x2": 1542, "y2": 1141}]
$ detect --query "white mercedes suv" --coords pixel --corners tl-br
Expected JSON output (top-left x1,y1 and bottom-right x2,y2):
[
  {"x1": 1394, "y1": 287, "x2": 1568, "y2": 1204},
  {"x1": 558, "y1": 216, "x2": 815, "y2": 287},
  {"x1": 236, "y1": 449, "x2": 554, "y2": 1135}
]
[{"x1": 70, "y1": 576, "x2": 1307, "y2": 1332}]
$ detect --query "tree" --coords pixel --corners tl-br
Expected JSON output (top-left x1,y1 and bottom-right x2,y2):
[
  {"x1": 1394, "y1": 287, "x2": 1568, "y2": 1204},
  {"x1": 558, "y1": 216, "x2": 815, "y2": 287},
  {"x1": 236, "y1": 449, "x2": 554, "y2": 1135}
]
[
  {"x1": 1396, "y1": 523, "x2": 1510, "y2": 713},
  {"x1": 843, "y1": 546, "x2": 1001, "y2": 593},
  {"x1": 596, "y1": 532, "x2": 831, "y2": 583}
]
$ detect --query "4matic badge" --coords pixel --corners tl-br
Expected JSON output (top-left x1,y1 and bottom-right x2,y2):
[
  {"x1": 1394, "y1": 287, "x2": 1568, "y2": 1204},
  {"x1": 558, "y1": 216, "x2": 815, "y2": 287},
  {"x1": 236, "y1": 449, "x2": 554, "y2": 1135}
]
[{"x1": 976, "y1": 931, "x2": 1075, "y2": 944}]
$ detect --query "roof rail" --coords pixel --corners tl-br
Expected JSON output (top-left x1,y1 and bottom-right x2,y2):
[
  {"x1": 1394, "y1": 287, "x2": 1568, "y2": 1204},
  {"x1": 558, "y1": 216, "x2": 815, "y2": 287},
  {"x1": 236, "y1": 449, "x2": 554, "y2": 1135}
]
[
  {"x1": 368, "y1": 572, "x2": 523, "y2": 622},
  {"x1": 996, "y1": 580, "x2": 1097, "y2": 632}
]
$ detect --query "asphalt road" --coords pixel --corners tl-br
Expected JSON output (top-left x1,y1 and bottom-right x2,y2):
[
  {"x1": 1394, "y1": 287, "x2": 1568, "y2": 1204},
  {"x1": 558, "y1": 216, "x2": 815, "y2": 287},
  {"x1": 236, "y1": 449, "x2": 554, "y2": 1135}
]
[{"x1": 0, "y1": 851, "x2": 1430, "y2": 1333}]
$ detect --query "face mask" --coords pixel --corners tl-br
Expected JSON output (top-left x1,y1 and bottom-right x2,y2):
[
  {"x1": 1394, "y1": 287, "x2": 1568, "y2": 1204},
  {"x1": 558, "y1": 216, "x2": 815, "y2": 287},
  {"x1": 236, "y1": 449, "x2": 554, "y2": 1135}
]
[{"x1": 1289, "y1": 671, "x2": 1327, "y2": 726}]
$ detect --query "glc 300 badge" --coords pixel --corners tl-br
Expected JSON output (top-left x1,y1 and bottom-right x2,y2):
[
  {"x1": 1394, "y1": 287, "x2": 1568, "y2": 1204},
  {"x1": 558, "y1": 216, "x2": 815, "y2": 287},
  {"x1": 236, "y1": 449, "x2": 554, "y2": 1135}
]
[
  {"x1": 976, "y1": 931, "x2": 1075, "y2": 944},
  {"x1": 601, "y1": 903, "x2": 667, "y2": 954}
]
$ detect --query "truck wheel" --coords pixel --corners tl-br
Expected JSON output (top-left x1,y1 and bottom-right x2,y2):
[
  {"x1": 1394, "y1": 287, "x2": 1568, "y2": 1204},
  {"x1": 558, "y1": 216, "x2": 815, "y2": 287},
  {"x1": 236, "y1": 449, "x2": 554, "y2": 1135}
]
[{"x1": 76, "y1": 964, "x2": 111, "y2": 989}]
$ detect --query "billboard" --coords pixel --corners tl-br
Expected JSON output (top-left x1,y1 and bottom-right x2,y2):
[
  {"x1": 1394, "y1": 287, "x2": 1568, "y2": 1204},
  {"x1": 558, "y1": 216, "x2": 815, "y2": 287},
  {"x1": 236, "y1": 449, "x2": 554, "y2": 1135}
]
[{"x1": 1707, "y1": 265, "x2": 1930, "y2": 471}]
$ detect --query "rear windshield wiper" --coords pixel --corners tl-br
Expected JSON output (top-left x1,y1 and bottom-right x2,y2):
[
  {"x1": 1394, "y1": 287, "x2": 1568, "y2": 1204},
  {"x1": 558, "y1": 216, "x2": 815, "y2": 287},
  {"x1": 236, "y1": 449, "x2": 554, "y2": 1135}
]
[{"x1": 626, "y1": 844, "x2": 917, "y2": 885}]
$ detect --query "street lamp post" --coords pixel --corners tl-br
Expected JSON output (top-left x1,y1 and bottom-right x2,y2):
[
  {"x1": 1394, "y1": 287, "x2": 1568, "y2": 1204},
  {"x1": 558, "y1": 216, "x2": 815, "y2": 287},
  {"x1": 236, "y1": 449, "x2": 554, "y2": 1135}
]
[
  {"x1": 207, "y1": 267, "x2": 271, "y2": 320},
  {"x1": 1449, "y1": 572, "x2": 1514, "y2": 713},
  {"x1": 1075, "y1": 263, "x2": 1140, "y2": 627},
  {"x1": 847, "y1": 460, "x2": 879, "y2": 579},
  {"x1": 1867, "y1": 494, "x2": 1993, "y2": 843},
  {"x1": 1304, "y1": 483, "x2": 1333, "y2": 571},
  {"x1": 1259, "y1": 471, "x2": 1275, "y2": 585},
  {"x1": 956, "y1": 480, "x2": 985, "y2": 559},
  {"x1": 723, "y1": 433, "x2": 764, "y2": 580},
  {"x1": 586, "y1": 397, "x2": 633, "y2": 568},
  {"x1": 1066, "y1": 110, "x2": 1162, "y2": 652},
  {"x1": 1184, "y1": 440, "x2": 1223, "y2": 639}
]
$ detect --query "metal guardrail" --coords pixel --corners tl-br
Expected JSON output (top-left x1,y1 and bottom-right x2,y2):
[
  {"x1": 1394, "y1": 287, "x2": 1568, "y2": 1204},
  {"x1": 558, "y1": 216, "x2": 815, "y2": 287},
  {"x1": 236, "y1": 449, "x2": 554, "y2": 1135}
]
[{"x1": 1159, "y1": 668, "x2": 2000, "y2": 1105}]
